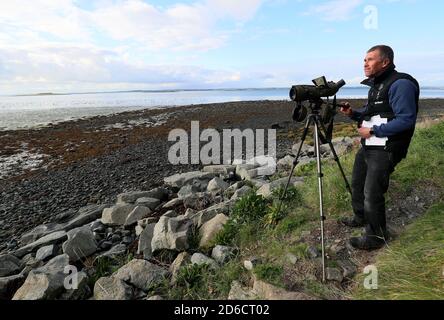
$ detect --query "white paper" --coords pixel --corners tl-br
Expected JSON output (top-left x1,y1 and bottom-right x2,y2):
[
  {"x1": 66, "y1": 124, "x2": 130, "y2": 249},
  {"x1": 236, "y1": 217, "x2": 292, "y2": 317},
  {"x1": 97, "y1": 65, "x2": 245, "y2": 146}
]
[{"x1": 362, "y1": 115, "x2": 388, "y2": 147}]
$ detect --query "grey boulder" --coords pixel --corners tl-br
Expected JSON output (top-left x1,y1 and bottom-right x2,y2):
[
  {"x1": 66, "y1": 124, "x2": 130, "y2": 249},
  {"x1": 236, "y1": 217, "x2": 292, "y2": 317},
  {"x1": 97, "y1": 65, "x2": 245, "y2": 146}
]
[
  {"x1": 62, "y1": 226, "x2": 98, "y2": 262},
  {"x1": 12, "y1": 254, "x2": 70, "y2": 300},
  {"x1": 0, "y1": 254, "x2": 23, "y2": 277},
  {"x1": 151, "y1": 216, "x2": 193, "y2": 252}
]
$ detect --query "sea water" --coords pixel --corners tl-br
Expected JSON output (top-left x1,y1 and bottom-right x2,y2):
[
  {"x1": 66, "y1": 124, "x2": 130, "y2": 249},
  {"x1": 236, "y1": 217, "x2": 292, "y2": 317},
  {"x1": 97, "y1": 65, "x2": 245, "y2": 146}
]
[{"x1": 0, "y1": 87, "x2": 443, "y2": 130}]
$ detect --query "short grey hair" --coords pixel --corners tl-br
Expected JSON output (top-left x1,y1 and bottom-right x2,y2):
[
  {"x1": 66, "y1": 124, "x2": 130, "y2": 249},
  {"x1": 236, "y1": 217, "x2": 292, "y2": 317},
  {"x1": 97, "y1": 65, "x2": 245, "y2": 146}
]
[{"x1": 368, "y1": 45, "x2": 395, "y2": 65}]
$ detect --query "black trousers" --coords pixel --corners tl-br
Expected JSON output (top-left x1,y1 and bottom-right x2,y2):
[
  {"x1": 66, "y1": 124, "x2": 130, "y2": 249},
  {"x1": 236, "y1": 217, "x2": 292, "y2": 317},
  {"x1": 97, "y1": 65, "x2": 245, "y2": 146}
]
[{"x1": 351, "y1": 147, "x2": 400, "y2": 237}]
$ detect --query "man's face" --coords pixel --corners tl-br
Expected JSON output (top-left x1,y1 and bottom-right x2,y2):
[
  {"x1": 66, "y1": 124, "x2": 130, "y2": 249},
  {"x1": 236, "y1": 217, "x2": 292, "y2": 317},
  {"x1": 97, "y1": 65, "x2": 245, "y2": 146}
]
[{"x1": 364, "y1": 50, "x2": 389, "y2": 78}]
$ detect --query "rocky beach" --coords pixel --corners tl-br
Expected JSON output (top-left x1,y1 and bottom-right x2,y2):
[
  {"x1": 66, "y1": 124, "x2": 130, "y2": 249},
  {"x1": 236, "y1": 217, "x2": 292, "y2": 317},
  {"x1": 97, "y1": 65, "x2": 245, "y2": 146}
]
[{"x1": 0, "y1": 98, "x2": 442, "y2": 300}]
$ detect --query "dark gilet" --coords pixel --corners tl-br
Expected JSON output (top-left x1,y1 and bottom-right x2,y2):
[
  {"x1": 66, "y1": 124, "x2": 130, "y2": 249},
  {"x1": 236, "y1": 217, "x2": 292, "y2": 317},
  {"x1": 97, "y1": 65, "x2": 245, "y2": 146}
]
[{"x1": 359, "y1": 66, "x2": 420, "y2": 158}]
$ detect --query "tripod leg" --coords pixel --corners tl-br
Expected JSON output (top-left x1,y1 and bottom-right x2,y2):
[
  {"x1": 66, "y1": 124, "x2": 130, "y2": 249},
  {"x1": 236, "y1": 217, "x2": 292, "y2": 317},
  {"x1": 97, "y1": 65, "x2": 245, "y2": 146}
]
[
  {"x1": 313, "y1": 118, "x2": 326, "y2": 283},
  {"x1": 318, "y1": 120, "x2": 352, "y2": 196},
  {"x1": 279, "y1": 115, "x2": 312, "y2": 201}
]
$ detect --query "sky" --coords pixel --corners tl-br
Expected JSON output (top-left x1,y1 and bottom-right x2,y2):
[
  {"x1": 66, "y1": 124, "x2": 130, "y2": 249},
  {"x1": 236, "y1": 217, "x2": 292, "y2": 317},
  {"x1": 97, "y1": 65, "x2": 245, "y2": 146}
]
[{"x1": 0, "y1": 0, "x2": 443, "y2": 94}]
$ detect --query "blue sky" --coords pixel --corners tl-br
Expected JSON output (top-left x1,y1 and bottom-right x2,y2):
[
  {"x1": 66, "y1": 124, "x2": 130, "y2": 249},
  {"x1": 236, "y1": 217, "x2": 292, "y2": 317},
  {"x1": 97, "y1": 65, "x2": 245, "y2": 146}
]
[{"x1": 0, "y1": 0, "x2": 443, "y2": 94}]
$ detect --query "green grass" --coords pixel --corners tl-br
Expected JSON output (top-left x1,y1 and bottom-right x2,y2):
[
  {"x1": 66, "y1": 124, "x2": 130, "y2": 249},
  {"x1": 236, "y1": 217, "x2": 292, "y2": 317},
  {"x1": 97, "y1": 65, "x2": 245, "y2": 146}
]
[
  {"x1": 352, "y1": 203, "x2": 444, "y2": 300},
  {"x1": 159, "y1": 260, "x2": 248, "y2": 300},
  {"x1": 253, "y1": 263, "x2": 284, "y2": 288},
  {"x1": 390, "y1": 122, "x2": 444, "y2": 192}
]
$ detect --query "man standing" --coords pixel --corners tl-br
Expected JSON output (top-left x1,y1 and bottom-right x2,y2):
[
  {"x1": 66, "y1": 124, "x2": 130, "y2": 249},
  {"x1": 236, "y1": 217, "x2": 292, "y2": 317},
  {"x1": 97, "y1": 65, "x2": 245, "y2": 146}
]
[{"x1": 340, "y1": 45, "x2": 419, "y2": 250}]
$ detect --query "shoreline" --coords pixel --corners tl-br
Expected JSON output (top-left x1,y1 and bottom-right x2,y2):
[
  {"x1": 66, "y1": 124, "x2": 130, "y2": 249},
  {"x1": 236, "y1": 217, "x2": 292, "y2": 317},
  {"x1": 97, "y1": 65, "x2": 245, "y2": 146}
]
[
  {"x1": 1, "y1": 97, "x2": 443, "y2": 132},
  {"x1": 0, "y1": 99, "x2": 443, "y2": 253}
]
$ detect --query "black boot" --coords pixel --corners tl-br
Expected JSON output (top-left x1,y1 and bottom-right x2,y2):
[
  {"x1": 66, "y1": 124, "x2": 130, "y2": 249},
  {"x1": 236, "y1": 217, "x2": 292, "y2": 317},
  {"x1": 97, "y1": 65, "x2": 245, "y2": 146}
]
[
  {"x1": 349, "y1": 235, "x2": 386, "y2": 251},
  {"x1": 340, "y1": 215, "x2": 366, "y2": 228}
]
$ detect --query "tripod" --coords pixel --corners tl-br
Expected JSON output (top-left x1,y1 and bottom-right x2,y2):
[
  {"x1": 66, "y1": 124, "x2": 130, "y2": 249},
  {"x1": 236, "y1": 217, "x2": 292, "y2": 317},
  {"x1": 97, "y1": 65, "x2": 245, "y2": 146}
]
[{"x1": 280, "y1": 99, "x2": 352, "y2": 282}]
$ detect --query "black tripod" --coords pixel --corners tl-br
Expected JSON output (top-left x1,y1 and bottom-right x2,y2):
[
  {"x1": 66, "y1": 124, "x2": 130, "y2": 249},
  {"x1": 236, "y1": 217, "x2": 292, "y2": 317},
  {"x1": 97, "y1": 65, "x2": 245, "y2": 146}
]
[{"x1": 280, "y1": 99, "x2": 352, "y2": 282}]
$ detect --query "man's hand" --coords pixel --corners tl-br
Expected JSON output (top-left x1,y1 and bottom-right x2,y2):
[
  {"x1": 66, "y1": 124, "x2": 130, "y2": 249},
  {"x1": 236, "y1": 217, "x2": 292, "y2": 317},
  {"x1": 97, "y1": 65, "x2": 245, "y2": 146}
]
[
  {"x1": 358, "y1": 127, "x2": 373, "y2": 139},
  {"x1": 339, "y1": 102, "x2": 353, "y2": 116}
]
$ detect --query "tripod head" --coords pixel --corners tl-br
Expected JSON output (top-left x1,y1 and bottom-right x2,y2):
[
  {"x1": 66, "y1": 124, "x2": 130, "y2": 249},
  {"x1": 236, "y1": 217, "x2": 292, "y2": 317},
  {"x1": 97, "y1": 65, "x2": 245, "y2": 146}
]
[{"x1": 292, "y1": 96, "x2": 338, "y2": 143}]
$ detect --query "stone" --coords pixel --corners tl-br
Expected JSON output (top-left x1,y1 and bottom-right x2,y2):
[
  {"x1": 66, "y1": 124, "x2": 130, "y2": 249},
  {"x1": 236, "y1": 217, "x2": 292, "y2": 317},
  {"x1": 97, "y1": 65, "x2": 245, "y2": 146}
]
[
  {"x1": 277, "y1": 155, "x2": 295, "y2": 171},
  {"x1": 230, "y1": 185, "x2": 252, "y2": 201},
  {"x1": 135, "y1": 225, "x2": 144, "y2": 237},
  {"x1": 111, "y1": 234, "x2": 121, "y2": 243},
  {"x1": 93, "y1": 276, "x2": 133, "y2": 300},
  {"x1": 35, "y1": 245, "x2": 55, "y2": 262},
  {"x1": 124, "y1": 206, "x2": 152, "y2": 226},
  {"x1": 62, "y1": 226, "x2": 98, "y2": 262},
  {"x1": 95, "y1": 244, "x2": 127, "y2": 261},
  {"x1": 14, "y1": 231, "x2": 68, "y2": 258},
  {"x1": 135, "y1": 198, "x2": 161, "y2": 211},
  {"x1": 331, "y1": 137, "x2": 354, "y2": 156},
  {"x1": 122, "y1": 236, "x2": 134, "y2": 246},
  {"x1": 146, "y1": 295, "x2": 163, "y2": 300},
  {"x1": 151, "y1": 216, "x2": 193, "y2": 252},
  {"x1": 228, "y1": 281, "x2": 257, "y2": 300},
  {"x1": 162, "y1": 198, "x2": 183, "y2": 210},
  {"x1": 243, "y1": 257, "x2": 262, "y2": 271},
  {"x1": 199, "y1": 214, "x2": 229, "y2": 248},
  {"x1": 0, "y1": 254, "x2": 23, "y2": 277},
  {"x1": 117, "y1": 188, "x2": 168, "y2": 204},
  {"x1": 163, "y1": 210, "x2": 179, "y2": 218},
  {"x1": 137, "y1": 223, "x2": 156, "y2": 259},
  {"x1": 19, "y1": 224, "x2": 60, "y2": 247},
  {"x1": 190, "y1": 253, "x2": 218, "y2": 270},
  {"x1": 253, "y1": 278, "x2": 316, "y2": 300},
  {"x1": 114, "y1": 259, "x2": 168, "y2": 291},
  {"x1": 212, "y1": 245, "x2": 237, "y2": 264},
  {"x1": 137, "y1": 217, "x2": 158, "y2": 227},
  {"x1": 101, "y1": 204, "x2": 136, "y2": 226},
  {"x1": 164, "y1": 171, "x2": 214, "y2": 189},
  {"x1": 286, "y1": 253, "x2": 299, "y2": 265},
  {"x1": 62, "y1": 204, "x2": 110, "y2": 233},
  {"x1": 203, "y1": 165, "x2": 236, "y2": 175},
  {"x1": 177, "y1": 184, "x2": 202, "y2": 199},
  {"x1": 337, "y1": 260, "x2": 357, "y2": 279},
  {"x1": 236, "y1": 167, "x2": 258, "y2": 181},
  {"x1": 328, "y1": 243, "x2": 346, "y2": 257},
  {"x1": 187, "y1": 200, "x2": 235, "y2": 228},
  {"x1": 99, "y1": 241, "x2": 113, "y2": 251},
  {"x1": 307, "y1": 246, "x2": 320, "y2": 259},
  {"x1": 249, "y1": 178, "x2": 268, "y2": 188},
  {"x1": 326, "y1": 267, "x2": 344, "y2": 282},
  {"x1": 207, "y1": 177, "x2": 230, "y2": 193},
  {"x1": 91, "y1": 220, "x2": 106, "y2": 233},
  {"x1": 0, "y1": 273, "x2": 26, "y2": 300},
  {"x1": 184, "y1": 208, "x2": 196, "y2": 217},
  {"x1": 292, "y1": 142, "x2": 311, "y2": 156},
  {"x1": 12, "y1": 254, "x2": 70, "y2": 300},
  {"x1": 169, "y1": 252, "x2": 191, "y2": 284},
  {"x1": 223, "y1": 181, "x2": 245, "y2": 199},
  {"x1": 256, "y1": 176, "x2": 304, "y2": 198},
  {"x1": 19, "y1": 205, "x2": 109, "y2": 246},
  {"x1": 182, "y1": 192, "x2": 212, "y2": 210}
]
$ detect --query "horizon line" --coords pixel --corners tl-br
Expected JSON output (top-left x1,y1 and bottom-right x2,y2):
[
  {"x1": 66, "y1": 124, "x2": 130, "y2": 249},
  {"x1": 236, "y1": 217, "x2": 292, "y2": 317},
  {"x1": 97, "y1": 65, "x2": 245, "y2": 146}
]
[{"x1": 5, "y1": 85, "x2": 444, "y2": 97}]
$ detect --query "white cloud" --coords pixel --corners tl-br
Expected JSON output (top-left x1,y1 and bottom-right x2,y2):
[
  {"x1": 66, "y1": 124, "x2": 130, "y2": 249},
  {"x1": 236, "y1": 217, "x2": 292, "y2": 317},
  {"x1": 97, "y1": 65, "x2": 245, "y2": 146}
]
[
  {"x1": 0, "y1": 0, "x2": 93, "y2": 42},
  {"x1": 0, "y1": 44, "x2": 243, "y2": 94},
  {"x1": 305, "y1": 0, "x2": 363, "y2": 21},
  {"x1": 0, "y1": 0, "x2": 265, "y2": 93}
]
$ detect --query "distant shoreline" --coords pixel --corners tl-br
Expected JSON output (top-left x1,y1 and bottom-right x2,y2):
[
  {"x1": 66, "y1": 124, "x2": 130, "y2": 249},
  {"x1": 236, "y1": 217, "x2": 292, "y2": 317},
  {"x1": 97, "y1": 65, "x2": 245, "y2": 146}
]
[{"x1": 8, "y1": 86, "x2": 444, "y2": 97}]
